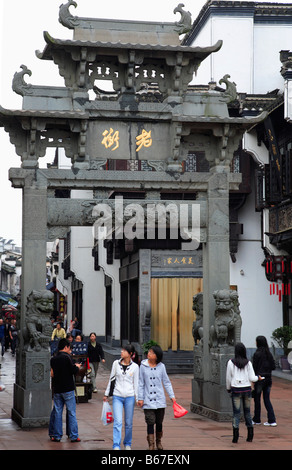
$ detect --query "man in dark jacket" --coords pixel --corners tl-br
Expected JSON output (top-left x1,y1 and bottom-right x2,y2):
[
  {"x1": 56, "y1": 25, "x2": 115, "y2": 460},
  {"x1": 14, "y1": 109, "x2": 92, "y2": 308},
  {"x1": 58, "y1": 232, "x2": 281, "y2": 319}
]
[
  {"x1": 50, "y1": 338, "x2": 81, "y2": 442},
  {"x1": 87, "y1": 332, "x2": 105, "y2": 392}
]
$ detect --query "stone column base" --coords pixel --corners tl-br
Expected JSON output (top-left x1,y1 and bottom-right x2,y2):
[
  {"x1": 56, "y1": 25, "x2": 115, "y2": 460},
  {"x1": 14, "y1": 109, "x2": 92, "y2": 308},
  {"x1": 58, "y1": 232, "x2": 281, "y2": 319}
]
[
  {"x1": 12, "y1": 383, "x2": 52, "y2": 428},
  {"x1": 190, "y1": 402, "x2": 233, "y2": 422},
  {"x1": 191, "y1": 346, "x2": 234, "y2": 422},
  {"x1": 191, "y1": 378, "x2": 233, "y2": 421}
]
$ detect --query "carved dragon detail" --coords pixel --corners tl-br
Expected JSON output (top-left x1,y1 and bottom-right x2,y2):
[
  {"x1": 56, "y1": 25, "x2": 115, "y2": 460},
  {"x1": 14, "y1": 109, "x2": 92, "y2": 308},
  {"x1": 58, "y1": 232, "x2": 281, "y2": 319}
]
[
  {"x1": 173, "y1": 3, "x2": 192, "y2": 35},
  {"x1": 59, "y1": 0, "x2": 80, "y2": 29}
]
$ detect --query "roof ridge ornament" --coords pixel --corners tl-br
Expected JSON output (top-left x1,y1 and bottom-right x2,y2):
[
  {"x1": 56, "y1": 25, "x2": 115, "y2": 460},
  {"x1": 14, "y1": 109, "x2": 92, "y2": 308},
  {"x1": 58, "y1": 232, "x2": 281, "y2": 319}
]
[
  {"x1": 173, "y1": 3, "x2": 192, "y2": 35},
  {"x1": 219, "y1": 74, "x2": 238, "y2": 103},
  {"x1": 58, "y1": 1, "x2": 192, "y2": 39},
  {"x1": 12, "y1": 65, "x2": 33, "y2": 96},
  {"x1": 59, "y1": 0, "x2": 80, "y2": 29}
]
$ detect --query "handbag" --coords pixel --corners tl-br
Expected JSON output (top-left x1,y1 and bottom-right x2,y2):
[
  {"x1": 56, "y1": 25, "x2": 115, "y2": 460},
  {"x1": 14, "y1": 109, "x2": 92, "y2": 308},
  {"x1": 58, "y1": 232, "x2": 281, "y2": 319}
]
[
  {"x1": 108, "y1": 361, "x2": 117, "y2": 397},
  {"x1": 173, "y1": 401, "x2": 188, "y2": 418}
]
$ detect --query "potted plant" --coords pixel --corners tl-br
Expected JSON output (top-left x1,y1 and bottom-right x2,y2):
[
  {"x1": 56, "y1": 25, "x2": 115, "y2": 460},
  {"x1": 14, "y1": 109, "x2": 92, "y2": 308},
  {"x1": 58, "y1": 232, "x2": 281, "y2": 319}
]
[
  {"x1": 271, "y1": 326, "x2": 292, "y2": 371},
  {"x1": 142, "y1": 340, "x2": 158, "y2": 356}
]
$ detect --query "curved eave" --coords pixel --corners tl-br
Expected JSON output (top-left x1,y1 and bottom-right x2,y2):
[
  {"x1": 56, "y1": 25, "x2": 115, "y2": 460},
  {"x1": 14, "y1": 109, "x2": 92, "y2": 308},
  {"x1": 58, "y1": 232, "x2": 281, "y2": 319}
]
[
  {"x1": 0, "y1": 104, "x2": 266, "y2": 127},
  {"x1": 36, "y1": 31, "x2": 223, "y2": 61},
  {"x1": 0, "y1": 105, "x2": 88, "y2": 122},
  {"x1": 178, "y1": 111, "x2": 268, "y2": 126}
]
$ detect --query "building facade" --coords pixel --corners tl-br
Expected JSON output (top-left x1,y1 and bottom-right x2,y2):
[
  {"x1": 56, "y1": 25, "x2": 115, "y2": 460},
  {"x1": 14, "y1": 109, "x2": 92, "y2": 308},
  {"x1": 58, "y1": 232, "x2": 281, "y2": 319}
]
[
  {"x1": 184, "y1": 1, "x2": 292, "y2": 349},
  {"x1": 52, "y1": 2, "x2": 292, "y2": 356}
]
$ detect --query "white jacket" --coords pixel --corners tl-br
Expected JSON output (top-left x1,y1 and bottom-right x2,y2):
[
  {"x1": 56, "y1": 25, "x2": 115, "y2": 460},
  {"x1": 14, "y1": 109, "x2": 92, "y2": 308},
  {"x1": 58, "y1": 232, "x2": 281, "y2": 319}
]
[
  {"x1": 105, "y1": 359, "x2": 139, "y2": 400},
  {"x1": 226, "y1": 359, "x2": 259, "y2": 390}
]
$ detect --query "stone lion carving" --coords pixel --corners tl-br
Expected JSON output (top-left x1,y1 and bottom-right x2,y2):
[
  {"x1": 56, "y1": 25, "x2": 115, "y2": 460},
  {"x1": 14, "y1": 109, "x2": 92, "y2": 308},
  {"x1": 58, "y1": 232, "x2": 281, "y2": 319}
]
[
  {"x1": 192, "y1": 292, "x2": 203, "y2": 345},
  {"x1": 22, "y1": 290, "x2": 54, "y2": 352},
  {"x1": 210, "y1": 289, "x2": 242, "y2": 348}
]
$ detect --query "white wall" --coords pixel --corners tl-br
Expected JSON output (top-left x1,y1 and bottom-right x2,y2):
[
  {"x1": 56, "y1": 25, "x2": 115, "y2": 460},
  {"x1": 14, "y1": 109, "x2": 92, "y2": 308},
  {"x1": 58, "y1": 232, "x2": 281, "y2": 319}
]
[
  {"x1": 190, "y1": 9, "x2": 286, "y2": 349},
  {"x1": 253, "y1": 24, "x2": 292, "y2": 94},
  {"x1": 192, "y1": 14, "x2": 292, "y2": 95},
  {"x1": 69, "y1": 190, "x2": 106, "y2": 337},
  {"x1": 54, "y1": 152, "x2": 108, "y2": 339},
  {"x1": 98, "y1": 236, "x2": 121, "y2": 343},
  {"x1": 212, "y1": 17, "x2": 254, "y2": 93},
  {"x1": 192, "y1": 15, "x2": 255, "y2": 92},
  {"x1": 230, "y1": 178, "x2": 282, "y2": 349}
]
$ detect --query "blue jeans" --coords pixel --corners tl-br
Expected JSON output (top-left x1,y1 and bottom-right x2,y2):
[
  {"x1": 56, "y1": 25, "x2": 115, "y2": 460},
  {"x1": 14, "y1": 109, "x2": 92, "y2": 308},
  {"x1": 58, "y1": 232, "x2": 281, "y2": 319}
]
[
  {"x1": 52, "y1": 390, "x2": 78, "y2": 440},
  {"x1": 112, "y1": 395, "x2": 135, "y2": 449},
  {"x1": 49, "y1": 406, "x2": 69, "y2": 437},
  {"x1": 231, "y1": 390, "x2": 253, "y2": 429}
]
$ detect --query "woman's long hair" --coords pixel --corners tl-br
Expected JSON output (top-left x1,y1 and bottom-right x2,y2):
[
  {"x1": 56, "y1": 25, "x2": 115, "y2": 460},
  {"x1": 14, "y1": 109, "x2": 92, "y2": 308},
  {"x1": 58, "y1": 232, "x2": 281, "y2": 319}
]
[
  {"x1": 256, "y1": 335, "x2": 273, "y2": 360},
  {"x1": 123, "y1": 344, "x2": 140, "y2": 365},
  {"x1": 232, "y1": 342, "x2": 249, "y2": 369}
]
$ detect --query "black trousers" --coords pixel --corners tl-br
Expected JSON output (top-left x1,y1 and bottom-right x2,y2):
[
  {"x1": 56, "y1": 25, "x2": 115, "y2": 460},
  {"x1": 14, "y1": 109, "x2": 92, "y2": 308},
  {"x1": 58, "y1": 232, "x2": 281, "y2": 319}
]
[{"x1": 144, "y1": 408, "x2": 165, "y2": 434}]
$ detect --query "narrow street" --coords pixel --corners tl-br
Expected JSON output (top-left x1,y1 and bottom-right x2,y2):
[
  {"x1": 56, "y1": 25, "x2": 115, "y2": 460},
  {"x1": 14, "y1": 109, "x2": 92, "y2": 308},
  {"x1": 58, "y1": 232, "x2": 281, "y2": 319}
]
[{"x1": 1, "y1": 351, "x2": 292, "y2": 453}]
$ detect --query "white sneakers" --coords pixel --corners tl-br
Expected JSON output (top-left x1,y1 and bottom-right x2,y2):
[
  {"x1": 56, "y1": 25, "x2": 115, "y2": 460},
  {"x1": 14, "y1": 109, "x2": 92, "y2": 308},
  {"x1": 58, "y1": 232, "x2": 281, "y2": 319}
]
[
  {"x1": 252, "y1": 420, "x2": 277, "y2": 426},
  {"x1": 113, "y1": 446, "x2": 131, "y2": 450}
]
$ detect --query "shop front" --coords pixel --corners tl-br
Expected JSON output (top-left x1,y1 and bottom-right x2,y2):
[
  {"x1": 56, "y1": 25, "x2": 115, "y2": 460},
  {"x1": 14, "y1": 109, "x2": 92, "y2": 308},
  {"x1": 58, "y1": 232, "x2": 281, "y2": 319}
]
[{"x1": 150, "y1": 250, "x2": 203, "y2": 351}]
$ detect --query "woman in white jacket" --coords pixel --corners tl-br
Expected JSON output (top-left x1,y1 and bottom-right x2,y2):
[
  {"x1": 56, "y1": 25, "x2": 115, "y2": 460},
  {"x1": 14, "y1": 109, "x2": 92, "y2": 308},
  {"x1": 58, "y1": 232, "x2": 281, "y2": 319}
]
[
  {"x1": 104, "y1": 344, "x2": 139, "y2": 450},
  {"x1": 226, "y1": 342, "x2": 262, "y2": 444}
]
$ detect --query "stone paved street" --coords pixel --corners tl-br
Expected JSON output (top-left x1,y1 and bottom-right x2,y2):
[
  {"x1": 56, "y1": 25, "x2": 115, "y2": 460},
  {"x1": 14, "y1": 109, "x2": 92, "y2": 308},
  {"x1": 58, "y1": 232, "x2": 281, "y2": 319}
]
[{"x1": 1, "y1": 351, "x2": 292, "y2": 456}]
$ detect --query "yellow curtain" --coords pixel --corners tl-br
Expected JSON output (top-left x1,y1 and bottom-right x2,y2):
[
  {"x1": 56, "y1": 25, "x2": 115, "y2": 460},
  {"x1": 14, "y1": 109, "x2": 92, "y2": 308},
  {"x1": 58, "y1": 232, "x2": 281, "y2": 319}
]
[{"x1": 151, "y1": 278, "x2": 203, "y2": 351}]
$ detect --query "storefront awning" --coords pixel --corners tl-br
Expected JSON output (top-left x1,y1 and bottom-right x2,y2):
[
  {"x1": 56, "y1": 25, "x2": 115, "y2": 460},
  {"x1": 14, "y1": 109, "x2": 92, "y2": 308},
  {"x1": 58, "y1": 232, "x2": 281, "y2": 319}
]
[{"x1": 0, "y1": 291, "x2": 18, "y2": 306}]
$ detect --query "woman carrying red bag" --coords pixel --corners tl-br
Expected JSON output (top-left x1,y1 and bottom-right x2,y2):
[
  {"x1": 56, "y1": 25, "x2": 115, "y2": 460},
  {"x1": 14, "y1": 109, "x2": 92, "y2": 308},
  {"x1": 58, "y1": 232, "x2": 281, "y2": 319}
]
[{"x1": 138, "y1": 344, "x2": 176, "y2": 450}]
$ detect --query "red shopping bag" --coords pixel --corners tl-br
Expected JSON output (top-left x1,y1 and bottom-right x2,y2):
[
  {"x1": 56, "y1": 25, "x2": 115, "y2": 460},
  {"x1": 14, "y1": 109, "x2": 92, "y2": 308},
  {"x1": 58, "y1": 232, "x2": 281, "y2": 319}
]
[{"x1": 173, "y1": 401, "x2": 188, "y2": 418}]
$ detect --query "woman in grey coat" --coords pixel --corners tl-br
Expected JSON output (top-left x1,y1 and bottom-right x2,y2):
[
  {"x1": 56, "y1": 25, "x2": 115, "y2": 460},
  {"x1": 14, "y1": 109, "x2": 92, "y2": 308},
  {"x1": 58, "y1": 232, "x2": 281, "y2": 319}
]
[{"x1": 138, "y1": 345, "x2": 176, "y2": 450}]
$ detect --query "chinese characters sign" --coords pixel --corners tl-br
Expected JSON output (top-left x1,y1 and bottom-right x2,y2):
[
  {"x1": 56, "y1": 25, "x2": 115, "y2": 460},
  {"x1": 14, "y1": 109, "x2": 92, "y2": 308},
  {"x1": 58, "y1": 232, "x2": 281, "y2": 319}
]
[
  {"x1": 101, "y1": 128, "x2": 119, "y2": 151},
  {"x1": 87, "y1": 121, "x2": 170, "y2": 160},
  {"x1": 164, "y1": 256, "x2": 195, "y2": 265},
  {"x1": 101, "y1": 127, "x2": 152, "y2": 152},
  {"x1": 151, "y1": 251, "x2": 203, "y2": 272},
  {"x1": 135, "y1": 129, "x2": 152, "y2": 152}
]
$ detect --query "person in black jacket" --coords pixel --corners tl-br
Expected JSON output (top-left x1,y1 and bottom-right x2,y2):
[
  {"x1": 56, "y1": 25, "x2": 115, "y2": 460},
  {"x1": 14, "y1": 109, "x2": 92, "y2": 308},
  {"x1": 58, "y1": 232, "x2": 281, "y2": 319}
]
[
  {"x1": 87, "y1": 332, "x2": 105, "y2": 392},
  {"x1": 252, "y1": 335, "x2": 277, "y2": 426},
  {"x1": 50, "y1": 338, "x2": 82, "y2": 442}
]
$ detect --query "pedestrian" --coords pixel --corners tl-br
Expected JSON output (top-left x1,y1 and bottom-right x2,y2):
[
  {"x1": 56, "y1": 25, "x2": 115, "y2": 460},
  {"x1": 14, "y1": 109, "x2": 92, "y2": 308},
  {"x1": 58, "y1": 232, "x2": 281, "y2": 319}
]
[
  {"x1": 104, "y1": 344, "x2": 139, "y2": 450},
  {"x1": 72, "y1": 316, "x2": 81, "y2": 338},
  {"x1": 49, "y1": 338, "x2": 81, "y2": 442},
  {"x1": 4, "y1": 318, "x2": 11, "y2": 351},
  {"x1": 226, "y1": 342, "x2": 263, "y2": 443},
  {"x1": 87, "y1": 332, "x2": 105, "y2": 392},
  {"x1": 51, "y1": 322, "x2": 66, "y2": 341},
  {"x1": 66, "y1": 332, "x2": 74, "y2": 344},
  {"x1": 138, "y1": 344, "x2": 176, "y2": 450},
  {"x1": 9, "y1": 319, "x2": 18, "y2": 356},
  {"x1": 252, "y1": 335, "x2": 277, "y2": 426},
  {"x1": 0, "y1": 319, "x2": 5, "y2": 356}
]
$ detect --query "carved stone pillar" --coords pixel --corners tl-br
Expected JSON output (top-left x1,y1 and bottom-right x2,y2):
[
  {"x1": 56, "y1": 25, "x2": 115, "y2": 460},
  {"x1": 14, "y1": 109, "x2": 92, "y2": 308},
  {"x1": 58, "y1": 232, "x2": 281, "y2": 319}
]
[
  {"x1": 12, "y1": 173, "x2": 52, "y2": 428},
  {"x1": 191, "y1": 166, "x2": 237, "y2": 421},
  {"x1": 139, "y1": 249, "x2": 151, "y2": 345}
]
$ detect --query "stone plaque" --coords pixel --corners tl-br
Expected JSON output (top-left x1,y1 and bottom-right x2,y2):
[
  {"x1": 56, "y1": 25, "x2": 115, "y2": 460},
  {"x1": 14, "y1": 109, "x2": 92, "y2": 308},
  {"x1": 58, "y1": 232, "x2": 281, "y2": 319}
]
[{"x1": 86, "y1": 121, "x2": 171, "y2": 160}]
